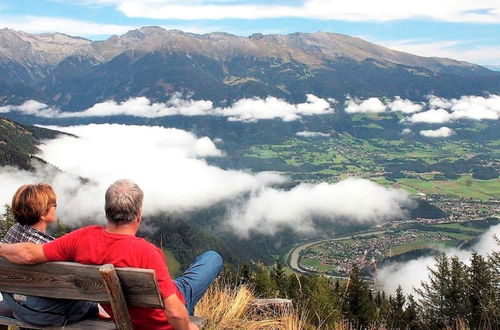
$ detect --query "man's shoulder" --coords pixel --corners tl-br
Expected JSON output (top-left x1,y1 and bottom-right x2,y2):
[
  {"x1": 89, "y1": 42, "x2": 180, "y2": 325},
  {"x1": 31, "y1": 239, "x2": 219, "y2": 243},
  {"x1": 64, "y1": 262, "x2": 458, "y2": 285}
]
[
  {"x1": 128, "y1": 236, "x2": 161, "y2": 251},
  {"x1": 69, "y1": 225, "x2": 103, "y2": 235},
  {"x1": 51, "y1": 225, "x2": 103, "y2": 242}
]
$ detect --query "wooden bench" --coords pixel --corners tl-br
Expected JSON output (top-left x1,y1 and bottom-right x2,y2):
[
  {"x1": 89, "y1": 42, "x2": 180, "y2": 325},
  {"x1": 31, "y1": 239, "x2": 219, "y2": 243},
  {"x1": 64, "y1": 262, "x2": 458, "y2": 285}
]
[{"x1": 0, "y1": 258, "x2": 206, "y2": 329}]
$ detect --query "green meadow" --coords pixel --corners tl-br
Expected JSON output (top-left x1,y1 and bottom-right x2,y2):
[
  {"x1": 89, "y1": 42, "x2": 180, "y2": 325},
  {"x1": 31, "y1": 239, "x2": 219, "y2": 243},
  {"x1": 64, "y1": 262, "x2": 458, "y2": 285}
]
[
  {"x1": 397, "y1": 176, "x2": 500, "y2": 199},
  {"x1": 163, "y1": 249, "x2": 182, "y2": 277}
]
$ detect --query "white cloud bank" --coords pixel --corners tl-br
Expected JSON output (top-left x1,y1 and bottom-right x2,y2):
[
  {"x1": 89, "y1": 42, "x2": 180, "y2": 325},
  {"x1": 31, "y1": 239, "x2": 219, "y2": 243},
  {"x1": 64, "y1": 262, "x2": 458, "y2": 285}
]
[
  {"x1": 0, "y1": 124, "x2": 285, "y2": 224},
  {"x1": 81, "y1": 0, "x2": 500, "y2": 24},
  {"x1": 388, "y1": 97, "x2": 424, "y2": 114},
  {"x1": 376, "y1": 224, "x2": 500, "y2": 295},
  {"x1": 225, "y1": 178, "x2": 414, "y2": 238},
  {"x1": 0, "y1": 100, "x2": 59, "y2": 117},
  {"x1": 450, "y1": 95, "x2": 500, "y2": 120},
  {"x1": 345, "y1": 97, "x2": 387, "y2": 113},
  {"x1": 0, "y1": 164, "x2": 105, "y2": 225},
  {"x1": 401, "y1": 128, "x2": 413, "y2": 135},
  {"x1": 408, "y1": 109, "x2": 452, "y2": 124},
  {"x1": 220, "y1": 94, "x2": 333, "y2": 122},
  {"x1": 0, "y1": 15, "x2": 134, "y2": 37},
  {"x1": 420, "y1": 127, "x2": 455, "y2": 138},
  {"x1": 0, "y1": 94, "x2": 334, "y2": 122},
  {"x1": 343, "y1": 94, "x2": 500, "y2": 124},
  {"x1": 407, "y1": 94, "x2": 500, "y2": 123},
  {"x1": 3, "y1": 94, "x2": 499, "y2": 124},
  {"x1": 381, "y1": 39, "x2": 500, "y2": 66},
  {"x1": 0, "y1": 124, "x2": 413, "y2": 237},
  {"x1": 345, "y1": 96, "x2": 426, "y2": 114},
  {"x1": 296, "y1": 131, "x2": 330, "y2": 138}
]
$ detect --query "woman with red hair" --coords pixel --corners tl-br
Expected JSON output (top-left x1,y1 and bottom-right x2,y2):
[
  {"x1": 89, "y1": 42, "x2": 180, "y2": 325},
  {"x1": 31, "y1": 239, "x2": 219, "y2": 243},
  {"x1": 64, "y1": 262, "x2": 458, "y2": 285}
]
[{"x1": 0, "y1": 183, "x2": 98, "y2": 327}]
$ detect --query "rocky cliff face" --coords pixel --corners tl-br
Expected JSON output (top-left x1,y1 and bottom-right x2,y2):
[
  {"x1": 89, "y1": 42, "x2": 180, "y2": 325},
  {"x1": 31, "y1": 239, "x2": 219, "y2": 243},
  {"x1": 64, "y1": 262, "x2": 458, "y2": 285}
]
[
  {"x1": 1, "y1": 26, "x2": 490, "y2": 78},
  {"x1": 0, "y1": 28, "x2": 94, "y2": 84}
]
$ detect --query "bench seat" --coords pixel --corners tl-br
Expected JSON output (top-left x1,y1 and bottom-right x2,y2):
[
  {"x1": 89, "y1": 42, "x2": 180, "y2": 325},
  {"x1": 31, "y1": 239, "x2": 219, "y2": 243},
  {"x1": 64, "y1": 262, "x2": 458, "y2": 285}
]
[{"x1": 0, "y1": 258, "x2": 206, "y2": 329}]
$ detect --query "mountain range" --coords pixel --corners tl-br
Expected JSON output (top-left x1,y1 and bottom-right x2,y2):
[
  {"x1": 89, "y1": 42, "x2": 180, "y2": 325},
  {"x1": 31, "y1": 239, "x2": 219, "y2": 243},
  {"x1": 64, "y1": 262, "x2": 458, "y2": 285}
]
[{"x1": 1, "y1": 26, "x2": 500, "y2": 111}]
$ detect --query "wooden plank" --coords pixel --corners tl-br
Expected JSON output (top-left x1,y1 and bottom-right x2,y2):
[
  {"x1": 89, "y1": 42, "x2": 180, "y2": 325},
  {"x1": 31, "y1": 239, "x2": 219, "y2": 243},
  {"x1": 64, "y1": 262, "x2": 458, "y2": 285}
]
[
  {"x1": 0, "y1": 310, "x2": 208, "y2": 330},
  {"x1": 0, "y1": 258, "x2": 163, "y2": 308},
  {"x1": 99, "y1": 264, "x2": 133, "y2": 330},
  {"x1": 0, "y1": 315, "x2": 116, "y2": 329},
  {"x1": 114, "y1": 266, "x2": 164, "y2": 309}
]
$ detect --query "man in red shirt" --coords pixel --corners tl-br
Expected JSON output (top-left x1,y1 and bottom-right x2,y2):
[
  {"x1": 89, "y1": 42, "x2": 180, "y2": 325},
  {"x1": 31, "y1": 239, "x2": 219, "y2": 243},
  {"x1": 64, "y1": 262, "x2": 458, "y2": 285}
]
[{"x1": 0, "y1": 179, "x2": 222, "y2": 330}]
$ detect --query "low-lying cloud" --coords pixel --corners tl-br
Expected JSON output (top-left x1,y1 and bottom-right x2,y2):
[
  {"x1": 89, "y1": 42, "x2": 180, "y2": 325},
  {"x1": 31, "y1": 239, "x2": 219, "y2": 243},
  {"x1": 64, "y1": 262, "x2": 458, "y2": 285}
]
[
  {"x1": 376, "y1": 224, "x2": 500, "y2": 296},
  {"x1": 387, "y1": 97, "x2": 424, "y2": 114},
  {"x1": 0, "y1": 100, "x2": 59, "y2": 117},
  {"x1": 0, "y1": 124, "x2": 414, "y2": 237},
  {"x1": 407, "y1": 109, "x2": 451, "y2": 124},
  {"x1": 3, "y1": 94, "x2": 499, "y2": 126},
  {"x1": 401, "y1": 128, "x2": 413, "y2": 135},
  {"x1": 0, "y1": 164, "x2": 105, "y2": 224},
  {"x1": 406, "y1": 94, "x2": 500, "y2": 123},
  {"x1": 420, "y1": 126, "x2": 454, "y2": 138},
  {"x1": 345, "y1": 96, "x2": 423, "y2": 114},
  {"x1": 1, "y1": 94, "x2": 334, "y2": 122},
  {"x1": 450, "y1": 95, "x2": 500, "y2": 121},
  {"x1": 296, "y1": 131, "x2": 330, "y2": 138},
  {"x1": 221, "y1": 94, "x2": 333, "y2": 122},
  {"x1": 344, "y1": 94, "x2": 500, "y2": 125},
  {"x1": 0, "y1": 124, "x2": 285, "y2": 224},
  {"x1": 345, "y1": 97, "x2": 387, "y2": 113},
  {"x1": 225, "y1": 178, "x2": 414, "y2": 238},
  {"x1": 68, "y1": 96, "x2": 214, "y2": 118}
]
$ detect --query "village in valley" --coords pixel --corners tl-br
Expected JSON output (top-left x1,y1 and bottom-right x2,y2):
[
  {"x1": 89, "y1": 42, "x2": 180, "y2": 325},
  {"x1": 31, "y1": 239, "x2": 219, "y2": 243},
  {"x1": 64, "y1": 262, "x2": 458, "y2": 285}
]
[{"x1": 294, "y1": 196, "x2": 499, "y2": 278}]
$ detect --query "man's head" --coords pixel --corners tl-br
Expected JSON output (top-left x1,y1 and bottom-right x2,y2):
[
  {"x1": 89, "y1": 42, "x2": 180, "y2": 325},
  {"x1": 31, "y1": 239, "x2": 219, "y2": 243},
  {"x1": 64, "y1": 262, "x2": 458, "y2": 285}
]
[
  {"x1": 11, "y1": 183, "x2": 57, "y2": 226},
  {"x1": 105, "y1": 179, "x2": 143, "y2": 225}
]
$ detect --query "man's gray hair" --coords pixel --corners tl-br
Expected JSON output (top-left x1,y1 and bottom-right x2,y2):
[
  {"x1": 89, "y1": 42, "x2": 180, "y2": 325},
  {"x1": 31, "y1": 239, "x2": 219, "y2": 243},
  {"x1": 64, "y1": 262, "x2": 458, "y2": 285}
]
[{"x1": 105, "y1": 179, "x2": 144, "y2": 225}]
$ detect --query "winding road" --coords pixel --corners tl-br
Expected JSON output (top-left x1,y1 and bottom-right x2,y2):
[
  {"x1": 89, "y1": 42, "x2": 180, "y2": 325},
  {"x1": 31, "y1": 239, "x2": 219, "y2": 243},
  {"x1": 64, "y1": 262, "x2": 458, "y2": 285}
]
[{"x1": 288, "y1": 230, "x2": 388, "y2": 275}]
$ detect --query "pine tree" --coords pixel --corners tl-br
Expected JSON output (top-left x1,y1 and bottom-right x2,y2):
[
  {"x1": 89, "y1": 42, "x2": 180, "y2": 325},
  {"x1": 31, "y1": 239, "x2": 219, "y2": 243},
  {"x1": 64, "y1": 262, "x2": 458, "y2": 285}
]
[
  {"x1": 285, "y1": 273, "x2": 303, "y2": 301},
  {"x1": 334, "y1": 278, "x2": 340, "y2": 293},
  {"x1": 238, "y1": 262, "x2": 252, "y2": 284},
  {"x1": 448, "y1": 256, "x2": 469, "y2": 322},
  {"x1": 488, "y1": 236, "x2": 500, "y2": 324},
  {"x1": 53, "y1": 218, "x2": 68, "y2": 238},
  {"x1": 467, "y1": 252, "x2": 495, "y2": 329},
  {"x1": 372, "y1": 290, "x2": 390, "y2": 324},
  {"x1": 302, "y1": 275, "x2": 339, "y2": 328},
  {"x1": 0, "y1": 204, "x2": 15, "y2": 237},
  {"x1": 271, "y1": 258, "x2": 287, "y2": 296},
  {"x1": 417, "y1": 253, "x2": 469, "y2": 328},
  {"x1": 389, "y1": 286, "x2": 406, "y2": 329},
  {"x1": 416, "y1": 253, "x2": 450, "y2": 328},
  {"x1": 253, "y1": 264, "x2": 275, "y2": 297},
  {"x1": 403, "y1": 294, "x2": 419, "y2": 330},
  {"x1": 341, "y1": 263, "x2": 372, "y2": 327}
]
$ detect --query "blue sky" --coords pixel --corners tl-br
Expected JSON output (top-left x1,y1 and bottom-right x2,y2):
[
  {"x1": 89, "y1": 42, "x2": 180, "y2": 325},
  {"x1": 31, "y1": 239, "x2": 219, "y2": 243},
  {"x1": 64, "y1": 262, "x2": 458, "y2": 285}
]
[{"x1": 1, "y1": 0, "x2": 500, "y2": 66}]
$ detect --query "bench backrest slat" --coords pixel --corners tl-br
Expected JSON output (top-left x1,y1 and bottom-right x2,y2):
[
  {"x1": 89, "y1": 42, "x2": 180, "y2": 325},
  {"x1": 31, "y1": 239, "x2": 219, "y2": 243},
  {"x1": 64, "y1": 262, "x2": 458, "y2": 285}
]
[{"x1": 0, "y1": 258, "x2": 163, "y2": 309}]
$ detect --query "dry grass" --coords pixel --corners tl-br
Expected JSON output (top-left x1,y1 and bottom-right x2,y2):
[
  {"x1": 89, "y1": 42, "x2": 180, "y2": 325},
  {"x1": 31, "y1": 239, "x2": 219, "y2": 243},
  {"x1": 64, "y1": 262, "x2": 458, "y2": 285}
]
[
  {"x1": 195, "y1": 281, "x2": 311, "y2": 329},
  {"x1": 334, "y1": 319, "x2": 388, "y2": 330},
  {"x1": 444, "y1": 318, "x2": 469, "y2": 330}
]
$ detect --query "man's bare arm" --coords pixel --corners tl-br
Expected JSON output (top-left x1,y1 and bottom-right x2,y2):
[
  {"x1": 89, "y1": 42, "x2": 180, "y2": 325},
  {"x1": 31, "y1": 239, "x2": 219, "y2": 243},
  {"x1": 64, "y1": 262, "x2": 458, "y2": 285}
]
[
  {"x1": 163, "y1": 294, "x2": 199, "y2": 330},
  {"x1": 0, "y1": 242, "x2": 46, "y2": 264}
]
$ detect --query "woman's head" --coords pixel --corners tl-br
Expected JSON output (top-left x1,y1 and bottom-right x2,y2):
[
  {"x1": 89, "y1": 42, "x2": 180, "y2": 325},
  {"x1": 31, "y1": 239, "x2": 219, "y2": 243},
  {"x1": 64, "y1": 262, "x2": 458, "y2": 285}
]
[{"x1": 11, "y1": 183, "x2": 57, "y2": 226}]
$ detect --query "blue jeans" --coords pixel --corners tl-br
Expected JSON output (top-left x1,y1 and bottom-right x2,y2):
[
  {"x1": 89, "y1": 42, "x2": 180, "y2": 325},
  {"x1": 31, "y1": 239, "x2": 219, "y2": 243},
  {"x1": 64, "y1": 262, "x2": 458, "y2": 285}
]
[{"x1": 174, "y1": 251, "x2": 222, "y2": 315}]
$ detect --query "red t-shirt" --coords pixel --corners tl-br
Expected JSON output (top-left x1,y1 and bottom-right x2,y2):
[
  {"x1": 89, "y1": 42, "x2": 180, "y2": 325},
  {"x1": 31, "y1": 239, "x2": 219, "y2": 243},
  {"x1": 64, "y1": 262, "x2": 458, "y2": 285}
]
[{"x1": 43, "y1": 226, "x2": 185, "y2": 330}]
